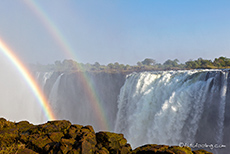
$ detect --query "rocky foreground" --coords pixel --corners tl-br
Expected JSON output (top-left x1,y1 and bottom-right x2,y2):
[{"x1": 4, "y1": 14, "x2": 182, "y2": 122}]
[{"x1": 0, "y1": 118, "x2": 212, "y2": 154}]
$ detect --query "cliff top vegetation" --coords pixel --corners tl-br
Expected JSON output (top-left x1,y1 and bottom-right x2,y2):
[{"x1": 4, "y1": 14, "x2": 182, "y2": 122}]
[{"x1": 30, "y1": 56, "x2": 230, "y2": 74}]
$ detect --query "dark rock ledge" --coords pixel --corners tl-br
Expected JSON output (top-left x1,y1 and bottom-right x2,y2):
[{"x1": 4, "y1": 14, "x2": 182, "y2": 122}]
[{"x1": 0, "y1": 118, "x2": 212, "y2": 154}]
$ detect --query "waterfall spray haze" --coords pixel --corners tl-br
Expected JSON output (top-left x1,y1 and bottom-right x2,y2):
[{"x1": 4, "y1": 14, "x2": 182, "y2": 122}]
[
  {"x1": 0, "y1": 56, "x2": 47, "y2": 123},
  {"x1": 41, "y1": 71, "x2": 126, "y2": 131},
  {"x1": 1, "y1": 66, "x2": 230, "y2": 153}
]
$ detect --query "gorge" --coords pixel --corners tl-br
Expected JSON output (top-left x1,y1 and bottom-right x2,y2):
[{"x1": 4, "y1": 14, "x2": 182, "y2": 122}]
[{"x1": 1, "y1": 69, "x2": 230, "y2": 154}]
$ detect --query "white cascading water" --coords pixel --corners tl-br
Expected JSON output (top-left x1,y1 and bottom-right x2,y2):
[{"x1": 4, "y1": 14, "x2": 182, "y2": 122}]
[
  {"x1": 39, "y1": 72, "x2": 125, "y2": 131},
  {"x1": 48, "y1": 73, "x2": 63, "y2": 113},
  {"x1": 217, "y1": 72, "x2": 227, "y2": 144},
  {"x1": 115, "y1": 70, "x2": 229, "y2": 154},
  {"x1": 36, "y1": 72, "x2": 53, "y2": 89},
  {"x1": 2, "y1": 64, "x2": 229, "y2": 153},
  {"x1": 46, "y1": 73, "x2": 98, "y2": 127}
]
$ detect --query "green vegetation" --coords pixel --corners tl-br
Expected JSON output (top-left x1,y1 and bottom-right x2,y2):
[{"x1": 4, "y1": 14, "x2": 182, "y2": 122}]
[{"x1": 30, "y1": 56, "x2": 230, "y2": 73}]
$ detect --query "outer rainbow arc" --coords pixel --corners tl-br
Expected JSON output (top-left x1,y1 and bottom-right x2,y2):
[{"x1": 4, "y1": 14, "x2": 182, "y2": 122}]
[
  {"x1": 0, "y1": 39, "x2": 55, "y2": 121},
  {"x1": 23, "y1": 0, "x2": 110, "y2": 130}
]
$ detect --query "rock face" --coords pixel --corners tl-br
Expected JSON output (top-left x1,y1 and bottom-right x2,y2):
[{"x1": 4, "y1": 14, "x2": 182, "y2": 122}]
[
  {"x1": 0, "y1": 118, "x2": 212, "y2": 154},
  {"x1": 42, "y1": 71, "x2": 126, "y2": 131}
]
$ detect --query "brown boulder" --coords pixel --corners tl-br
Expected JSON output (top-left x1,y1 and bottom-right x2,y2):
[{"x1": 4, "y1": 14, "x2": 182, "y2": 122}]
[
  {"x1": 95, "y1": 147, "x2": 110, "y2": 154},
  {"x1": 192, "y1": 149, "x2": 213, "y2": 154},
  {"x1": 96, "y1": 131, "x2": 131, "y2": 154},
  {"x1": 27, "y1": 134, "x2": 53, "y2": 153},
  {"x1": 28, "y1": 120, "x2": 71, "y2": 135},
  {"x1": 66, "y1": 124, "x2": 83, "y2": 139},
  {"x1": 132, "y1": 144, "x2": 169, "y2": 154},
  {"x1": 48, "y1": 132, "x2": 64, "y2": 142},
  {"x1": 132, "y1": 144, "x2": 195, "y2": 154},
  {"x1": 59, "y1": 138, "x2": 76, "y2": 154},
  {"x1": 74, "y1": 126, "x2": 97, "y2": 154},
  {"x1": 17, "y1": 148, "x2": 39, "y2": 154},
  {"x1": 0, "y1": 118, "x2": 213, "y2": 154},
  {"x1": 0, "y1": 118, "x2": 15, "y2": 129},
  {"x1": 0, "y1": 119, "x2": 18, "y2": 147}
]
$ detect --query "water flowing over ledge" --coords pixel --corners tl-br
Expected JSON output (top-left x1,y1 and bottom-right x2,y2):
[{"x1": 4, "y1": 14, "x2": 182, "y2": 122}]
[
  {"x1": 2, "y1": 69, "x2": 230, "y2": 154},
  {"x1": 115, "y1": 69, "x2": 230, "y2": 154}
]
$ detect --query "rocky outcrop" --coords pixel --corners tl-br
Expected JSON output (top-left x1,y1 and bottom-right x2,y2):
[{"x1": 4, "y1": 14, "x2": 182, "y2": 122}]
[
  {"x1": 0, "y1": 118, "x2": 212, "y2": 154},
  {"x1": 131, "y1": 144, "x2": 213, "y2": 154}
]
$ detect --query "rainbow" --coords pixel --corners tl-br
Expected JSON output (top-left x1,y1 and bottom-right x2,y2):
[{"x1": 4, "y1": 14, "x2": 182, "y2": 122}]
[
  {"x1": 0, "y1": 38, "x2": 55, "y2": 121},
  {"x1": 23, "y1": 0, "x2": 110, "y2": 130}
]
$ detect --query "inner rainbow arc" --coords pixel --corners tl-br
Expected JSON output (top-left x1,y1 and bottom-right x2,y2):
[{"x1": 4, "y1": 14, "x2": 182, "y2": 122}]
[
  {"x1": 0, "y1": 39, "x2": 55, "y2": 121},
  {"x1": 23, "y1": 0, "x2": 110, "y2": 130}
]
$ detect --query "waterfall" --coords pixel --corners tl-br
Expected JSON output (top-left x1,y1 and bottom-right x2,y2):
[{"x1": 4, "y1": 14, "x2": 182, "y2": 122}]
[
  {"x1": 115, "y1": 70, "x2": 229, "y2": 154},
  {"x1": 2, "y1": 67, "x2": 229, "y2": 153},
  {"x1": 48, "y1": 73, "x2": 64, "y2": 114},
  {"x1": 41, "y1": 71, "x2": 125, "y2": 131},
  {"x1": 36, "y1": 72, "x2": 53, "y2": 89}
]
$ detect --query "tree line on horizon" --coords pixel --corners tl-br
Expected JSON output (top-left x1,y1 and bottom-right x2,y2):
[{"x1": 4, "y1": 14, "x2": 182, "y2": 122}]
[{"x1": 30, "y1": 56, "x2": 230, "y2": 73}]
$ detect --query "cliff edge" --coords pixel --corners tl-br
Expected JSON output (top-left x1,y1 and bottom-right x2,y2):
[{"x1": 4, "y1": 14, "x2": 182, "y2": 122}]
[{"x1": 0, "y1": 118, "x2": 212, "y2": 154}]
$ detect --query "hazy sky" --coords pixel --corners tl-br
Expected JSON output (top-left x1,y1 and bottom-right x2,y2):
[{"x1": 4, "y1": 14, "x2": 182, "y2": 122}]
[{"x1": 0, "y1": 0, "x2": 229, "y2": 65}]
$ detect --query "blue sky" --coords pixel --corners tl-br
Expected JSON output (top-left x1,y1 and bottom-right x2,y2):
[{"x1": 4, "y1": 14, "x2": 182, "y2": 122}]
[{"x1": 0, "y1": 0, "x2": 229, "y2": 65}]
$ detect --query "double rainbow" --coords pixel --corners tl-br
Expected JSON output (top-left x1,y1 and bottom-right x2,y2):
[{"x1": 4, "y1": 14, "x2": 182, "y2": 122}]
[{"x1": 8, "y1": 0, "x2": 109, "y2": 130}]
